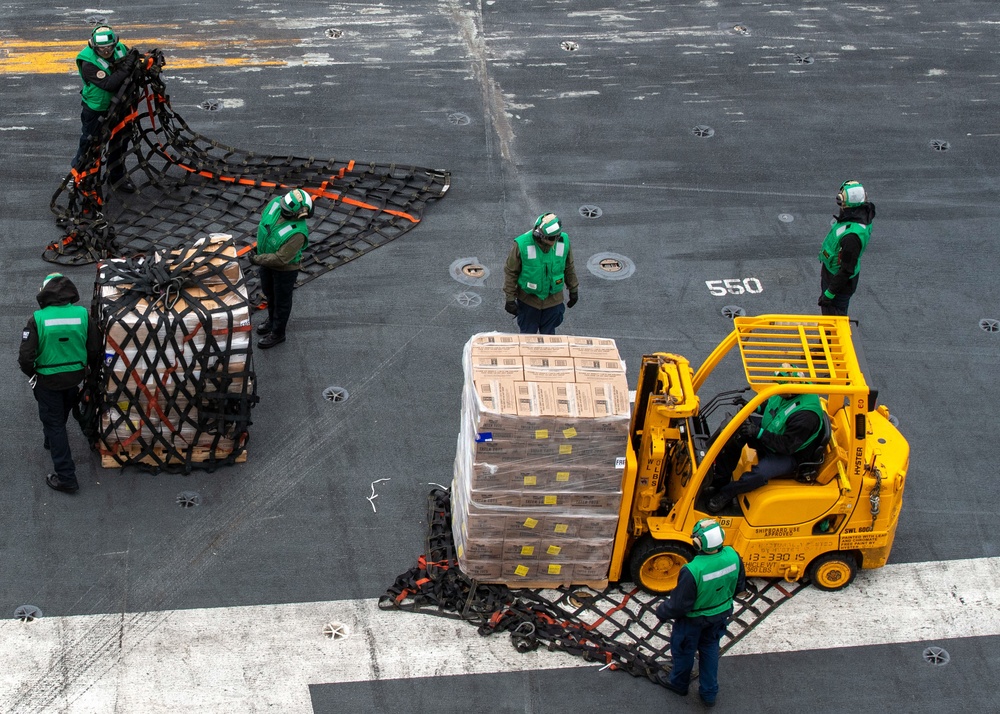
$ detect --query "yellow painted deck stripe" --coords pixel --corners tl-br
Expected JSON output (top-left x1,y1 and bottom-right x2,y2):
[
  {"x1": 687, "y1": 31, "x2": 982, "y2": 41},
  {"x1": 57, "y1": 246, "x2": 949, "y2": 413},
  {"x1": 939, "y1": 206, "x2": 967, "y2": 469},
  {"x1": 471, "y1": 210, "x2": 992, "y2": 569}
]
[{"x1": 0, "y1": 38, "x2": 292, "y2": 74}]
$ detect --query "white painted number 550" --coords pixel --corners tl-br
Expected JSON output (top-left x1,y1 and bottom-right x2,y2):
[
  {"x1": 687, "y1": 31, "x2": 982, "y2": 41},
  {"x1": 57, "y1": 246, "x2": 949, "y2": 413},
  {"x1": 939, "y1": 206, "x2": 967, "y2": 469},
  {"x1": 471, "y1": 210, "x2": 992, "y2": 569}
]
[{"x1": 705, "y1": 278, "x2": 764, "y2": 296}]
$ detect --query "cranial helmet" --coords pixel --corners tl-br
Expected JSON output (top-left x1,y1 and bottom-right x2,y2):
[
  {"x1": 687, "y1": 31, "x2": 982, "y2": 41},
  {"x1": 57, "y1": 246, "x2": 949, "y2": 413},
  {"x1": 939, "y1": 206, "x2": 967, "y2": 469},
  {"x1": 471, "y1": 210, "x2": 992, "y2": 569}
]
[
  {"x1": 836, "y1": 180, "x2": 867, "y2": 208},
  {"x1": 41, "y1": 273, "x2": 64, "y2": 290},
  {"x1": 280, "y1": 189, "x2": 314, "y2": 219},
  {"x1": 532, "y1": 213, "x2": 561, "y2": 241},
  {"x1": 90, "y1": 25, "x2": 118, "y2": 49},
  {"x1": 691, "y1": 518, "x2": 726, "y2": 553}
]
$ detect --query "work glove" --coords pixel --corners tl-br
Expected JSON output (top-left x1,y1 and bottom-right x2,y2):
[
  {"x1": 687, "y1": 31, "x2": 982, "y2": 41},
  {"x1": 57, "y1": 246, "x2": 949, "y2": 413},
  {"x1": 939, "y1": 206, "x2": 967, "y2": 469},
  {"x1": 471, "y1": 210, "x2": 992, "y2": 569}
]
[
  {"x1": 736, "y1": 420, "x2": 758, "y2": 441},
  {"x1": 504, "y1": 300, "x2": 518, "y2": 316},
  {"x1": 817, "y1": 293, "x2": 834, "y2": 309},
  {"x1": 566, "y1": 291, "x2": 578, "y2": 309},
  {"x1": 249, "y1": 254, "x2": 262, "y2": 265}
]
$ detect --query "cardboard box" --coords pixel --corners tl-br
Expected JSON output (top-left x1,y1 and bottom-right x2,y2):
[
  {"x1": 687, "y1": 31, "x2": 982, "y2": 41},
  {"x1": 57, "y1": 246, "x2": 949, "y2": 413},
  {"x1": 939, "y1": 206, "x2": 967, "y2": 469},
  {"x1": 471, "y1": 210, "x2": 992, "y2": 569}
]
[
  {"x1": 459, "y1": 559, "x2": 504, "y2": 580},
  {"x1": 502, "y1": 538, "x2": 542, "y2": 560},
  {"x1": 471, "y1": 355, "x2": 524, "y2": 382},
  {"x1": 522, "y1": 356, "x2": 576, "y2": 383},
  {"x1": 469, "y1": 333, "x2": 521, "y2": 357},
  {"x1": 573, "y1": 358, "x2": 627, "y2": 383},
  {"x1": 553, "y1": 382, "x2": 595, "y2": 419},
  {"x1": 473, "y1": 379, "x2": 518, "y2": 416},
  {"x1": 578, "y1": 516, "x2": 619, "y2": 539},
  {"x1": 592, "y1": 379, "x2": 632, "y2": 418},
  {"x1": 572, "y1": 561, "x2": 610, "y2": 581},
  {"x1": 567, "y1": 336, "x2": 621, "y2": 359},
  {"x1": 568, "y1": 492, "x2": 622, "y2": 510},
  {"x1": 518, "y1": 334, "x2": 570, "y2": 357},
  {"x1": 514, "y1": 381, "x2": 559, "y2": 417}
]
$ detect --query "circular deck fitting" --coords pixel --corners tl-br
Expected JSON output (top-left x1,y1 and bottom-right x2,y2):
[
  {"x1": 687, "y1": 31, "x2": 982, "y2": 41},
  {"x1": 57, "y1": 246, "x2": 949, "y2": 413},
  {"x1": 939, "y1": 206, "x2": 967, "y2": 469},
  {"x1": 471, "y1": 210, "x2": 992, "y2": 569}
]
[
  {"x1": 200, "y1": 100, "x2": 221, "y2": 112},
  {"x1": 176, "y1": 491, "x2": 202, "y2": 508},
  {"x1": 323, "y1": 386, "x2": 350, "y2": 403},
  {"x1": 561, "y1": 41, "x2": 580, "y2": 52},
  {"x1": 929, "y1": 139, "x2": 950, "y2": 151},
  {"x1": 86, "y1": 16, "x2": 109, "y2": 26},
  {"x1": 449, "y1": 257, "x2": 490, "y2": 286},
  {"x1": 979, "y1": 318, "x2": 999, "y2": 332},
  {"x1": 693, "y1": 125, "x2": 715, "y2": 138},
  {"x1": 455, "y1": 291, "x2": 482, "y2": 308},
  {"x1": 923, "y1": 646, "x2": 950, "y2": 666},
  {"x1": 461, "y1": 263, "x2": 486, "y2": 279},
  {"x1": 567, "y1": 589, "x2": 596, "y2": 609},
  {"x1": 732, "y1": 24, "x2": 751, "y2": 35},
  {"x1": 721, "y1": 305, "x2": 746, "y2": 319},
  {"x1": 447, "y1": 112, "x2": 471, "y2": 126},
  {"x1": 794, "y1": 54, "x2": 815, "y2": 65},
  {"x1": 325, "y1": 28, "x2": 344, "y2": 39},
  {"x1": 323, "y1": 621, "x2": 350, "y2": 640},
  {"x1": 579, "y1": 205, "x2": 603, "y2": 219},
  {"x1": 14, "y1": 605, "x2": 42, "y2": 622},
  {"x1": 778, "y1": 213, "x2": 794, "y2": 223},
  {"x1": 586, "y1": 252, "x2": 636, "y2": 281}
]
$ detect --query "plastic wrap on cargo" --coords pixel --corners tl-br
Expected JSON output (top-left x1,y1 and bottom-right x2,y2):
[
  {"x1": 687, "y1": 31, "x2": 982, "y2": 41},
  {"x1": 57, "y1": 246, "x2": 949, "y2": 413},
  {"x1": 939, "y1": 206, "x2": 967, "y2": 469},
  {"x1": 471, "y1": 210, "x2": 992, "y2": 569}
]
[
  {"x1": 93, "y1": 234, "x2": 258, "y2": 472},
  {"x1": 452, "y1": 332, "x2": 630, "y2": 585}
]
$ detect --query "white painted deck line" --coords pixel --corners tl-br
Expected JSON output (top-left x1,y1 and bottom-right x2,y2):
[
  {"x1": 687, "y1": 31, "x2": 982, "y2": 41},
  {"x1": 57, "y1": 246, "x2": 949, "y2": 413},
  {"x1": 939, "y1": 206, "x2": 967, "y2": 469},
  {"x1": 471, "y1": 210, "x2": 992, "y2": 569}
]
[{"x1": 2, "y1": 557, "x2": 998, "y2": 713}]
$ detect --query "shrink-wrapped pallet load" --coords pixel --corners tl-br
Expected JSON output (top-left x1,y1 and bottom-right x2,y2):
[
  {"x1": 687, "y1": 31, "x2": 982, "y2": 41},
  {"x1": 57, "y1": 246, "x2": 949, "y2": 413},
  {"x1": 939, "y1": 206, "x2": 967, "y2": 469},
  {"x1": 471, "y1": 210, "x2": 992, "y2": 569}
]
[
  {"x1": 93, "y1": 234, "x2": 258, "y2": 471},
  {"x1": 452, "y1": 333, "x2": 630, "y2": 586}
]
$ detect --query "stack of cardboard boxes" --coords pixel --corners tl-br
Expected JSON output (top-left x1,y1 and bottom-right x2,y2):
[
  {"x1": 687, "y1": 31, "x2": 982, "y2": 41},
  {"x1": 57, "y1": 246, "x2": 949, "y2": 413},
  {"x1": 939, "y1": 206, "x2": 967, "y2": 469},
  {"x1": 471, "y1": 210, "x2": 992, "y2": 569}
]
[
  {"x1": 96, "y1": 234, "x2": 255, "y2": 468},
  {"x1": 453, "y1": 332, "x2": 630, "y2": 586}
]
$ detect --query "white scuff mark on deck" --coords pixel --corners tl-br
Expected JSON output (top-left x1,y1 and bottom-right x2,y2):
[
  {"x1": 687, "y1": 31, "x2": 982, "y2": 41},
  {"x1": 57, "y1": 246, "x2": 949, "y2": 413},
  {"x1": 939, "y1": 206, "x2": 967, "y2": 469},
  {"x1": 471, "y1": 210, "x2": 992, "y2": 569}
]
[
  {"x1": 287, "y1": 54, "x2": 339, "y2": 67},
  {"x1": 220, "y1": 99, "x2": 245, "y2": 109},
  {"x1": 927, "y1": 68, "x2": 946, "y2": 75},
  {"x1": 0, "y1": 126, "x2": 31, "y2": 131},
  {"x1": 552, "y1": 90, "x2": 600, "y2": 99},
  {"x1": 367, "y1": 478, "x2": 391, "y2": 513}
]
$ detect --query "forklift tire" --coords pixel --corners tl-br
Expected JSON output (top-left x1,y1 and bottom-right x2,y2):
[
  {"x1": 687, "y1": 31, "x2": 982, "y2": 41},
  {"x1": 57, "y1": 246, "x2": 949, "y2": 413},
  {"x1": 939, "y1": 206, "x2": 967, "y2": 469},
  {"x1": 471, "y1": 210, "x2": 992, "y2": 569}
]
[
  {"x1": 629, "y1": 535, "x2": 695, "y2": 594},
  {"x1": 807, "y1": 552, "x2": 858, "y2": 591}
]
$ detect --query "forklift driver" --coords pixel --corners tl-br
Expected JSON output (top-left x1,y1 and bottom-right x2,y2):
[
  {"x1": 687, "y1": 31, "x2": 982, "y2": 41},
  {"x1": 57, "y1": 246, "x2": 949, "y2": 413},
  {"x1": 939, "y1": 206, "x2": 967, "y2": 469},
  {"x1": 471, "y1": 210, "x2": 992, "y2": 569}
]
[{"x1": 706, "y1": 370, "x2": 827, "y2": 513}]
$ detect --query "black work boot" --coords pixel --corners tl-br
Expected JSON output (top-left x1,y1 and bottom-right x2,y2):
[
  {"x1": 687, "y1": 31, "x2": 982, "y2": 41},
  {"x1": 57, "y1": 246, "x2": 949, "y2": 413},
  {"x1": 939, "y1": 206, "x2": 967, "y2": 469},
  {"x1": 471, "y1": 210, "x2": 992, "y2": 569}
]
[
  {"x1": 255, "y1": 320, "x2": 273, "y2": 336},
  {"x1": 46, "y1": 473, "x2": 79, "y2": 494},
  {"x1": 257, "y1": 333, "x2": 286, "y2": 349}
]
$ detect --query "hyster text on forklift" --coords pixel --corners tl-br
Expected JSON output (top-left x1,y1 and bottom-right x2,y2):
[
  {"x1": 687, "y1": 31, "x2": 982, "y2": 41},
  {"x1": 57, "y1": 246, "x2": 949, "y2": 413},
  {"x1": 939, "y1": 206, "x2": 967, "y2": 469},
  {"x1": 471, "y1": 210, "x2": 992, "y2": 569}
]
[{"x1": 609, "y1": 315, "x2": 909, "y2": 593}]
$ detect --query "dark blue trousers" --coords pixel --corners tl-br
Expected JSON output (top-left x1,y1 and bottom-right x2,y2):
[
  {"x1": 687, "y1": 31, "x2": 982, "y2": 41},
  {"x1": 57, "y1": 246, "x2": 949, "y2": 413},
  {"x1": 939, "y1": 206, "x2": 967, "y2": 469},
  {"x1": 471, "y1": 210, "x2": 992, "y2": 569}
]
[
  {"x1": 259, "y1": 267, "x2": 298, "y2": 337},
  {"x1": 820, "y1": 267, "x2": 857, "y2": 316},
  {"x1": 34, "y1": 384, "x2": 80, "y2": 488},
  {"x1": 73, "y1": 104, "x2": 128, "y2": 181},
  {"x1": 669, "y1": 615, "x2": 729, "y2": 702},
  {"x1": 514, "y1": 300, "x2": 565, "y2": 335}
]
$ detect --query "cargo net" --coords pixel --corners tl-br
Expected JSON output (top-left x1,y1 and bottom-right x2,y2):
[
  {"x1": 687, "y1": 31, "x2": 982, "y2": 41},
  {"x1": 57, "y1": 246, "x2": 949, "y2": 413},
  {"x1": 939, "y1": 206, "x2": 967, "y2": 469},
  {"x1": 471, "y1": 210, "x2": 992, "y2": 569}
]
[
  {"x1": 48, "y1": 49, "x2": 451, "y2": 306},
  {"x1": 89, "y1": 235, "x2": 258, "y2": 473},
  {"x1": 381, "y1": 489, "x2": 804, "y2": 688}
]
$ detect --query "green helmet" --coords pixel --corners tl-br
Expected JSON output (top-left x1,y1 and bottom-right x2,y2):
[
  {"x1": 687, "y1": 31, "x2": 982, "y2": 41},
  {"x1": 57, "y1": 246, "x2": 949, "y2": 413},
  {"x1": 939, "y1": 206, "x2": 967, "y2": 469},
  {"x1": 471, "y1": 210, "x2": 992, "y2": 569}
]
[
  {"x1": 692, "y1": 518, "x2": 726, "y2": 553},
  {"x1": 532, "y1": 213, "x2": 562, "y2": 241},
  {"x1": 90, "y1": 25, "x2": 119, "y2": 49},
  {"x1": 279, "y1": 189, "x2": 314, "y2": 219},
  {"x1": 41, "y1": 273, "x2": 64, "y2": 290},
  {"x1": 836, "y1": 180, "x2": 867, "y2": 208}
]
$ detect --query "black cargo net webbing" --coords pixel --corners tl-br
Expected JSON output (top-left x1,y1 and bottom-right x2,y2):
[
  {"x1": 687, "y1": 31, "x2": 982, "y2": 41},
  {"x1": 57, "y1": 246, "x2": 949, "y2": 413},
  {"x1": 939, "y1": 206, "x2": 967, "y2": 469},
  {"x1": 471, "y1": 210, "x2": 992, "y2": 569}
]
[
  {"x1": 91, "y1": 235, "x2": 259, "y2": 473},
  {"x1": 48, "y1": 50, "x2": 451, "y2": 306},
  {"x1": 381, "y1": 489, "x2": 804, "y2": 688}
]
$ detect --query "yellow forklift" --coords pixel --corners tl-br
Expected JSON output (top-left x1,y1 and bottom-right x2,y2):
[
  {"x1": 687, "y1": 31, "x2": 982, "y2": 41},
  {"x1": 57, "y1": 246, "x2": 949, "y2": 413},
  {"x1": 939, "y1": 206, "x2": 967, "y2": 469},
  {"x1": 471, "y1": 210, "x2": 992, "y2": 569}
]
[{"x1": 609, "y1": 315, "x2": 909, "y2": 593}]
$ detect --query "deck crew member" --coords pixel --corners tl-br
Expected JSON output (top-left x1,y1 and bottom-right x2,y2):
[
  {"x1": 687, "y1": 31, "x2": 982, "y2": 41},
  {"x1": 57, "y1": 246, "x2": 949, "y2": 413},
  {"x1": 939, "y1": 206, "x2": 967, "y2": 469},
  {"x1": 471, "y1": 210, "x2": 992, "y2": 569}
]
[
  {"x1": 251, "y1": 189, "x2": 313, "y2": 349},
  {"x1": 73, "y1": 25, "x2": 139, "y2": 192},
  {"x1": 503, "y1": 213, "x2": 579, "y2": 334},
  {"x1": 818, "y1": 180, "x2": 875, "y2": 315},
  {"x1": 656, "y1": 518, "x2": 746, "y2": 707},
  {"x1": 19, "y1": 274, "x2": 103, "y2": 494}
]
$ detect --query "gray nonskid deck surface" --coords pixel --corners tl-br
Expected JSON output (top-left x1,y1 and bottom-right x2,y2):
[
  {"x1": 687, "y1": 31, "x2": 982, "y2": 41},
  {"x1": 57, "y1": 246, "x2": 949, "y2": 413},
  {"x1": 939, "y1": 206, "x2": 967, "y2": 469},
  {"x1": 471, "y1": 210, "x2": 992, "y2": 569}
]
[{"x1": 0, "y1": 1, "x2": 998, "y2": 712}]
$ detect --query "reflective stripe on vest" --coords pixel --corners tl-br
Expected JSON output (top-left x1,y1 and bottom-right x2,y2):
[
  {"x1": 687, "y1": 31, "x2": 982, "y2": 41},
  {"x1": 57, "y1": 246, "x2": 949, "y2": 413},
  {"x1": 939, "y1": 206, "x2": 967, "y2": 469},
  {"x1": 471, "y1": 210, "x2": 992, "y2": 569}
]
[
  {"x1": 685, "y1": 546, "x2": 741, "y2": 618},
  {"x1": 34, "y1": 304, "x2": 89, "y2": 376},
  {"x1": 514, "y1": 231, "x2": 569, "y2": 300}
]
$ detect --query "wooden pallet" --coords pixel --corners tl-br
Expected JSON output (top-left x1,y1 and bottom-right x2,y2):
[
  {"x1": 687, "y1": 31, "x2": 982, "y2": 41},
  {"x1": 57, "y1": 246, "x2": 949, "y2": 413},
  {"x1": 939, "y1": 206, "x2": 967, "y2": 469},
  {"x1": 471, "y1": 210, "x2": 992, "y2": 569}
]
[
  {"x1": 100, "y1": 443, "x2": 247, "y2": 468},
  {"x1": 483, "y1": 578, "x2": 609, "y2": 591}
]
